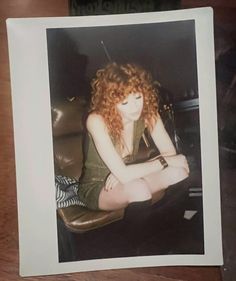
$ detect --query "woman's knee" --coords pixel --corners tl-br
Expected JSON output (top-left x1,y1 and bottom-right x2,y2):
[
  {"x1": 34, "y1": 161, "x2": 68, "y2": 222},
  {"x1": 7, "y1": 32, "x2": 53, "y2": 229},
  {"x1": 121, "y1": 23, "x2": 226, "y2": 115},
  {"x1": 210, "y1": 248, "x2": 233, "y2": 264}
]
[
  {"x1": 168, "y1": 166, "x2": 189, "y2": 185},
  {"x1": 98, "y1": 185, "x2": 129, "y2": 210},
  {"x1": 124, "y1": 179, "x2": 152, "y2": 203}
]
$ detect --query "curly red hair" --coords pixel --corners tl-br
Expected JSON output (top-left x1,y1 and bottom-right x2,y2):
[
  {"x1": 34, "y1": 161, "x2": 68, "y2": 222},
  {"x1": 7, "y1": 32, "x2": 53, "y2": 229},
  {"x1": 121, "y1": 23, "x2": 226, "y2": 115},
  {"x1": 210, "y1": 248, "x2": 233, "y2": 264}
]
[{"x1": 90, "y1": 62, "x2": 159, "y2": 145}]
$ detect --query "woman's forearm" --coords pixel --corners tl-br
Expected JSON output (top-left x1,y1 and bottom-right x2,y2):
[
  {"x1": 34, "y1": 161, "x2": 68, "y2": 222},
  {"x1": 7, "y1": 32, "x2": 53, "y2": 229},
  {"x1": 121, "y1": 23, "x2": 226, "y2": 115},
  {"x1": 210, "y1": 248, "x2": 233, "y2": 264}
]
[
  {"x1": 115, "y1": 153, "x2": 189, "y2": 184},
  {"x1": 117, "y1": 159, "x2": 164, "y2": 184}
]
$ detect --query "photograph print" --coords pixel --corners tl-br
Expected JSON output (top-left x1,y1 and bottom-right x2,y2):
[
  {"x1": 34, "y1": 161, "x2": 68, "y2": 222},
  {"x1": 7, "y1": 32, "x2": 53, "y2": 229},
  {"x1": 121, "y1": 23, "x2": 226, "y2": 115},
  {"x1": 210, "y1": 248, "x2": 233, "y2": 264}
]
[
  {"x1": 6, "y1": 7, "x2": 222, "y2": 276},
  {"x1": 47, "y1": 18, "x2": 204, "y2": 263}
]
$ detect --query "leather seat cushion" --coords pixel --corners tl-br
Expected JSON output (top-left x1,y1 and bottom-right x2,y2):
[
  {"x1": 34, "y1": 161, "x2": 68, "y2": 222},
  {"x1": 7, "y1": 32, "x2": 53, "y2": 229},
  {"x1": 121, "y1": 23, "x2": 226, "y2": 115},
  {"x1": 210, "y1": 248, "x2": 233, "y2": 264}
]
[
  {"x1": 58, "y1": 205, "x2": 125, "y2": 233},
  {"x1": 53, "y1": 135, "x2": 83, "y2": 180},
  {"x1": 52, "y1": 98, "x2": 87, "y2": 137},
  {"x1": 58, "y1": 189, "x2": 165, "y2": 233}
]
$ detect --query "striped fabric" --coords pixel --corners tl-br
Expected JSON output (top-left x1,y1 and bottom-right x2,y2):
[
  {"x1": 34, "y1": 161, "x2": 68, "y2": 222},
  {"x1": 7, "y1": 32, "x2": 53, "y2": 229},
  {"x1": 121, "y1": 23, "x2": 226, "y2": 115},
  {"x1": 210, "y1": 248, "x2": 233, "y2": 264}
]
[{"x1": 55, "y1": 175, "x2": 86, "y2": 209}]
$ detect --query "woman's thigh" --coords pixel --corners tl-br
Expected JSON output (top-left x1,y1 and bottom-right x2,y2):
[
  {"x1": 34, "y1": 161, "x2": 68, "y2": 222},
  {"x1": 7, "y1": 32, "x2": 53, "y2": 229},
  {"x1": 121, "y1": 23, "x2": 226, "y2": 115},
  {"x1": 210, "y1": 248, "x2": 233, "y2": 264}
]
[
  {"x1": 143, "y1": 166, "x2": 189, "y2": 194},
  {"x1": 98, "y1": 178, "x2": 151, "y2": 211}
]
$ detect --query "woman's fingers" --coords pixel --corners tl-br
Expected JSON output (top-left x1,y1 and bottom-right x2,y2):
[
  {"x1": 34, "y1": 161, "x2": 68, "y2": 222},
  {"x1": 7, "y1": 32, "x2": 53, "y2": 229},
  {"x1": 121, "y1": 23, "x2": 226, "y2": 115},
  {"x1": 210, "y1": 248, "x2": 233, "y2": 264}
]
[
  {"x1": 104, "y1": 174, "x2": 119, "y2": 191},
  {"x1": 105, "y1": 174, "x2": 112, "y2": 191},
  {"x1": 165, "y1": 154, "x2": 190, "y2": 173},
  {"x1": 182, "y1": 155, "x2": 190, "y2": 173},
  {"x1": 178, "y1": 155, "x2": 189, "y2": 174}
]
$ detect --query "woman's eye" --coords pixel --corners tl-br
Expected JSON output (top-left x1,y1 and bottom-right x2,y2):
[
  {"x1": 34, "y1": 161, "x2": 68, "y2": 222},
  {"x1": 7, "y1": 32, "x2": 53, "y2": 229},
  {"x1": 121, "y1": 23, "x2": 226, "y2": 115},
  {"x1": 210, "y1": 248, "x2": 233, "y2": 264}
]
[
  {"x1": 135, "y1": 95, "x2": 142, "y2": 99},
  {"x1": 121, "y1": 101, "x2": 128, "y2": 105}
]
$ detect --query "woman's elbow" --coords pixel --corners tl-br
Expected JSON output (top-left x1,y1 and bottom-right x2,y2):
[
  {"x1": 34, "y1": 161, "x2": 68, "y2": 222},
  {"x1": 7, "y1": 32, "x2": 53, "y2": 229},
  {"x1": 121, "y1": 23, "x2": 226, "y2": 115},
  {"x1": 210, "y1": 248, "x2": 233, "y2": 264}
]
[
  {"x1": 112, "y1": 161, "x2": 141, "y2": 184},
  {"x1": 116, "y1": 172, "x2": 133, "y2": 185}
]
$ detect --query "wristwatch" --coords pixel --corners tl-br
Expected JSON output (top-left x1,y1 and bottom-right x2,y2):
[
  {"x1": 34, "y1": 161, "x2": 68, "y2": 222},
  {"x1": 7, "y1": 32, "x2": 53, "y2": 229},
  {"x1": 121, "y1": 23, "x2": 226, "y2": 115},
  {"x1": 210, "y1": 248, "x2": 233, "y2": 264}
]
[{"x1": 158, "y1": 156, "x2": 168, "y2": 169}]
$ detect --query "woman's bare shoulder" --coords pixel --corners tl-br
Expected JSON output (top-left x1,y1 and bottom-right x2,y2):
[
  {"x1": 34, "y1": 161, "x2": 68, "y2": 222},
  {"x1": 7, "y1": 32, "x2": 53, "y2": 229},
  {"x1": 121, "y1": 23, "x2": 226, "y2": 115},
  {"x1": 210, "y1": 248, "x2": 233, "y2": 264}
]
[{"x1": 86, "y1": 112, "x2": 106, "y2": 132}]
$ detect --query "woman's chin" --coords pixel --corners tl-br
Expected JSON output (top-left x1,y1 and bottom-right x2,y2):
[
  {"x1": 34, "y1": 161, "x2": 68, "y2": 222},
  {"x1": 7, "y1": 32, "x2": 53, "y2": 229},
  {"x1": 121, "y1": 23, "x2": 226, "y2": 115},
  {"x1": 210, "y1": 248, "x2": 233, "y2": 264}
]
[
  {"x1": 122, "y1": 113, "x2": 142, "y2": 123},
  {"x1": 131, "y1": 114, "x2": 142, "y2": 121}
]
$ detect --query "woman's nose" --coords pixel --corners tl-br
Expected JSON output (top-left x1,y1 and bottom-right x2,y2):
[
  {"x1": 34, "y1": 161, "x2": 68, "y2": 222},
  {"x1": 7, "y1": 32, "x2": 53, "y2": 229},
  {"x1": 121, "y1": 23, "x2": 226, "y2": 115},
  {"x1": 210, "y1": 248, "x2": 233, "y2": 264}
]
[{"x1": 129, "y1": 100, "x2": 138, "y2": 111}]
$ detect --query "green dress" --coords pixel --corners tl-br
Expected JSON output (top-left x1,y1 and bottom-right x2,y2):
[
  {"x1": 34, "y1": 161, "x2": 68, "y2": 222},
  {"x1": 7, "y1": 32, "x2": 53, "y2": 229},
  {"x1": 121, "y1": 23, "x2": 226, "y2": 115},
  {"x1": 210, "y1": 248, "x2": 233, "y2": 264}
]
[{"x1": 78, "y1": 118, "x2": 146, "y2": 210}]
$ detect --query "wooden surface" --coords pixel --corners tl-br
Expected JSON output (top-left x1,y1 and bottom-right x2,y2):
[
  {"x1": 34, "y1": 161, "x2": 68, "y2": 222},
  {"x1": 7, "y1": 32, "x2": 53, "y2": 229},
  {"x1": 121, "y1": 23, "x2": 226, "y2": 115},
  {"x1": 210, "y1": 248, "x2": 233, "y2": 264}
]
[{"x1": 0, "y1": 1, "x2": 223, "y2": 280}]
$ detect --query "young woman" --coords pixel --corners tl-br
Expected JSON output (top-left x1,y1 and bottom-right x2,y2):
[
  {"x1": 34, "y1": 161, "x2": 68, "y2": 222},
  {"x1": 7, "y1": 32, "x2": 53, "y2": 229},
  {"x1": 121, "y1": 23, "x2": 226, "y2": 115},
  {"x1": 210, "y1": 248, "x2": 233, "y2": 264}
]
[{"x1": 78, "y1": 63, "x2": 189, "y2": 212}]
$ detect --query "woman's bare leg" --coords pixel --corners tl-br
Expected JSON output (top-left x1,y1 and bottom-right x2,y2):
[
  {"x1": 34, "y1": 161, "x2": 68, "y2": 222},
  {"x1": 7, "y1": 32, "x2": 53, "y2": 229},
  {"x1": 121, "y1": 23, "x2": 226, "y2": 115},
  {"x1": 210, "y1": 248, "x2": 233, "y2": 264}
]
[
  {"x1": 142, "y1": 166, "x2": 189, "y2": 194},
  {"x1": 98, "y1": 167, "x2": 188, "y2": 210},
  {"x1": 98, "y1": 179, "x2": 151, "y2": 211}
]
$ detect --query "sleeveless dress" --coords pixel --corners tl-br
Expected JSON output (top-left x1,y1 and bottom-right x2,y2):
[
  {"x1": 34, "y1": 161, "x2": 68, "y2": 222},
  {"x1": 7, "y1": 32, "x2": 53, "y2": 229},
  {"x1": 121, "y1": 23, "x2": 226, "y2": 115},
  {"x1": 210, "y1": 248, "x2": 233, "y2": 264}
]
[{"x1": 78, "y1": 118, "x2": 146, "y2": 210}]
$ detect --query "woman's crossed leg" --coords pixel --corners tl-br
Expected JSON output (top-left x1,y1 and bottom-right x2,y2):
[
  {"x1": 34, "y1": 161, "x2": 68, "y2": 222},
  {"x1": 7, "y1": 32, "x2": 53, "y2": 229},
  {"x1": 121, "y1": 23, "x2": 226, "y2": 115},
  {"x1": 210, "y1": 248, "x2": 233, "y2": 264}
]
[{"x1": 98, "y1": 166, "x2": 188, "y2": 211}]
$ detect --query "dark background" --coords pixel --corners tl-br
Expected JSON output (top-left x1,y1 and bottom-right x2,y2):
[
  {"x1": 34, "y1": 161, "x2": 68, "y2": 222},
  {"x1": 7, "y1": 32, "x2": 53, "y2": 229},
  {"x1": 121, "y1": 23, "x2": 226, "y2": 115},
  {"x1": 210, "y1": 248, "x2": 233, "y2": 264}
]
[{"x1": 47, "y1": 20, "x2": 198, "y2": 103}]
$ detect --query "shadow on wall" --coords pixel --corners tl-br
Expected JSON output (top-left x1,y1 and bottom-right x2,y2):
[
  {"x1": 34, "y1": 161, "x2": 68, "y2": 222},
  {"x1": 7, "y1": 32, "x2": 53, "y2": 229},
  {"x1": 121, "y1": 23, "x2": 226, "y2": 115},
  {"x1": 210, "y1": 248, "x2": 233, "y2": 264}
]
[{"x1": 47, "y1": 29, "x2": 91, "y2": 102}]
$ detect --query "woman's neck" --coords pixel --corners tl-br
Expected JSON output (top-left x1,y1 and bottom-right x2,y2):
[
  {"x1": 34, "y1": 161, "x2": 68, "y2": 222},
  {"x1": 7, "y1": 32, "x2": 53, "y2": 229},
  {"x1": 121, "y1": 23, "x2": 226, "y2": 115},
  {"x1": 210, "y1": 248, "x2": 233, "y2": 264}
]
[
  {"x1": 120, "y1": 120, "x2": 135, "y2": 158},
  {"x1": 122, "y1": 117, "x2": 134, "y2": 128}
]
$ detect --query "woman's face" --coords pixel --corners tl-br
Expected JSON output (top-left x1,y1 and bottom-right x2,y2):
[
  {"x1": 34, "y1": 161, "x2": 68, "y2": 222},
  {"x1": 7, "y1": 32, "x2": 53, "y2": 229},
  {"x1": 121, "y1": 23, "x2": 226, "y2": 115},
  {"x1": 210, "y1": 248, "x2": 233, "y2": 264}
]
[{"x1": 116, "y1": 92, "x2": 144, "y2": 123}]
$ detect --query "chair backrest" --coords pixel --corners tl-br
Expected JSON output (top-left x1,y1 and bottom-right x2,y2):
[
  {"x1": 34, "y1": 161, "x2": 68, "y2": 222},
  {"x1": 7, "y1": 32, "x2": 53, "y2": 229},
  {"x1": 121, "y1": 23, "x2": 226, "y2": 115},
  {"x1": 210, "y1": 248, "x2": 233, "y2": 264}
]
[{"x1": 51, "y1": 97, "x2": 88, "y2": 180}]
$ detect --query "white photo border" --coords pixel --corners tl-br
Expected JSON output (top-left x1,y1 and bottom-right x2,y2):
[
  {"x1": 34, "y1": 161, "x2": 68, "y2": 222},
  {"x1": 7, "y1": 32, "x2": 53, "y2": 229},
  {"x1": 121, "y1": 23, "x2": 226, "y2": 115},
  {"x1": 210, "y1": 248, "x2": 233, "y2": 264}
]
[{"x1": 7, "y1": 7, "x2": 223, "y2": 277}]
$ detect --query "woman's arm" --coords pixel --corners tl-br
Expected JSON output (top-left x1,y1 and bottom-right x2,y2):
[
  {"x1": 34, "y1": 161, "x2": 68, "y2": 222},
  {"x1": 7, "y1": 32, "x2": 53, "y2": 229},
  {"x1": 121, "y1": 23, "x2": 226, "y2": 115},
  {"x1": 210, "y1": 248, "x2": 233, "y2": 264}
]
[
  {"x1": 150, "y1": 116, "x2": 176, "y2": 156},
  {"x1": 86, "y1": 113, "x2": 164, "y2": 184},
  {"x1": 150, "y1": 116, "x2": 189, "y2": 173}
]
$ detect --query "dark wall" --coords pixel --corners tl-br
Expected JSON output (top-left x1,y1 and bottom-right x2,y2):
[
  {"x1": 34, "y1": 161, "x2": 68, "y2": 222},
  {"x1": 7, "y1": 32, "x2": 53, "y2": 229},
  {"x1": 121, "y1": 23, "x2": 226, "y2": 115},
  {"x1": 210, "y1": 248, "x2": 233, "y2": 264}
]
[{"x1": 47, "y1": 20, "x2": 197, "y2": 102}]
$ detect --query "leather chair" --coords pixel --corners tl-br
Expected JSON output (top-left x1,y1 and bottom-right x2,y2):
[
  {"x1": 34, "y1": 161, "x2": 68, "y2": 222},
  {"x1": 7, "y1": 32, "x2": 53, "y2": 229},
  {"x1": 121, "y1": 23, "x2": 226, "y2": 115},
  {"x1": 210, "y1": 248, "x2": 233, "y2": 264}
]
[{"x1": 51, "y1": 97, "x2": 166, "y2": 233}]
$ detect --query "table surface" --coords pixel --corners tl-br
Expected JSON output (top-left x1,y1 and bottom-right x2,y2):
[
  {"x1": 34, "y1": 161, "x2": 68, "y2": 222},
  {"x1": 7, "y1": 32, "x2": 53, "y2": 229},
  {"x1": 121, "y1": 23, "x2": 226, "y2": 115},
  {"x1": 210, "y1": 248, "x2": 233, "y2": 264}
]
[{"x1": 1, "y1": 1, "x2": 235, "y2": 280}]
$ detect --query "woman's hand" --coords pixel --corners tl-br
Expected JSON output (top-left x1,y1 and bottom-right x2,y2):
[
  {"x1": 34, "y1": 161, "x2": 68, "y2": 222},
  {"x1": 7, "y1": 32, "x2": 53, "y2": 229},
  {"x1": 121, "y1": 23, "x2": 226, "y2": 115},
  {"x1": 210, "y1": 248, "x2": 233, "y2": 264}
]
[
  {"x1": 164, "y1": 154, "x2": 189, "y2": 174},
  {"x1": 104, "y1": 173, "x2": 120, "y2": 191}
]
